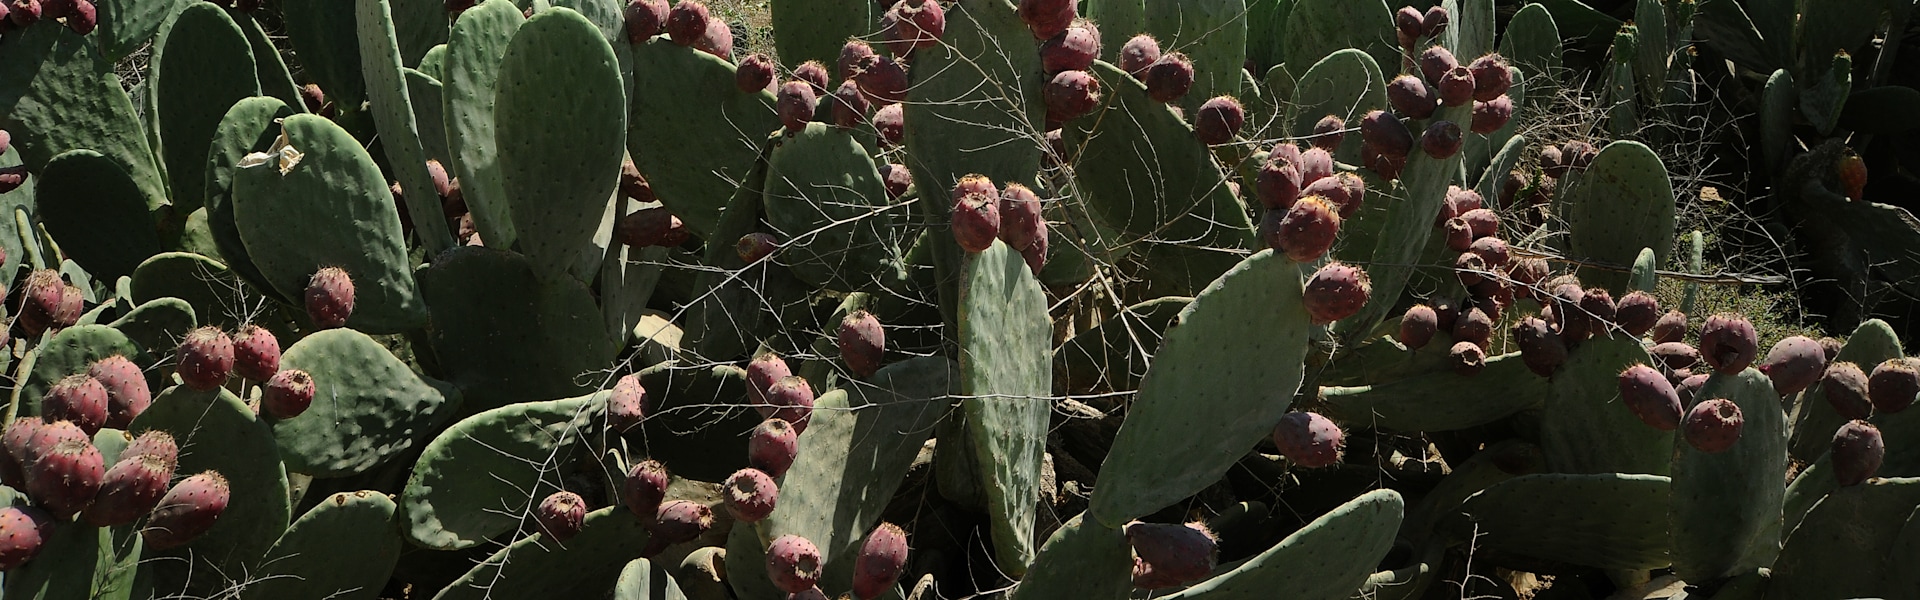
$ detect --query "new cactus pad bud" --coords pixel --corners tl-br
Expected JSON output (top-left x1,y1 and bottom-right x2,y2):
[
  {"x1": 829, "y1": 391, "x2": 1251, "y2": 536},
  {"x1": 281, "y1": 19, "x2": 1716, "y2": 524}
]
[
  {"x1": 884, "y1": 0, "x2": 944, "y2": 54},
  {"x1": 0, "y1": 506, "x2": 53, "y2": 571},
  {"x1": 737, "y1": 53, "x2": 777, "y2": 93},
  {"x1": 1045, "y1": 69, "x2": 1102, "y2": 122},
  {"x1": 1394, "y1": 6, "x2": 1423, "y2": 46},
  {"x1": 767, "y1": 376, "x2": 817, "y2": 433},
  {"x1": 1652, "y1": 310, "x2": 1688, "y2": 343},
  {"x1": 1310, "y1": 114, "x2": 1345, "y2": 150},
  {"x1": 1870, "y1": 358, "x2": 1920, "y2": 414},
  {"x1": 838, "y1": 310, "x2": 885, "y2": 379},
  {"x1": 306, "y1": 267, "x2": 355, "y2": 329},
  {"x1": 1683, "y1": 398, "x2": 1745, "y2": 453},
  {"x1": 1823, "y1": 362, "x2": 1874, "y2": 420},
  {"x1": 1304, "y1": 263, "x2": 1370, "y2": 324},
  {"x1": 1514, "y1": 317, "x2": 1567, "y2": 377},
  {"x1": 643, "y1": 500, "x2": 712, "y2": 554},
  {"x1": 624, "y1": 460, "x2": 670, "y2": 519},
  {"x1": 738, "y1": 232, "x2": 779, "y2": 263},
  {"x1": 831, "y1": 80, "x2": 872, "y2": 128},
  {"x1": 536, "y1": 491, "x2": 587, "y2": 542},
  {"x1": 952, "y1": 192, "x2": 1001, "y2": 254},
  {"x1": 1698, "y1": 313, "x2": 1759, "y2": 374},
  {"x1": 1256, "y1": 152, "x2": 1302, "y2": 210},
  {"x1": 1301, "y1": 172, "x2": 1363, "y2": 217},
  {"x1": 1468, "y1": 54, "x2": 1512, "y2": 100},
  {"x1": 1016, "y1": 0, "x2": 1074, "y2": 40},
  {"x1": 1619, "y1": 365, "x2": 1684, "y2": 430},
  {"x1": 853, "y1": 523, "x2": 909, "y2": 600},
  {"x1": 1452, "y1": 306, "x2": 1493, "y2": 349},
  {"x1": 1271, "y1": 411, "x2": 1343, "y2": 468},
  {"x1": 664, "y1": 0, "x2": 708, "y2": 46},
  {"x1": 1832, "y1": 420, "x2": 1885, "y2": 486},
  {"x1": 1119, "y1": 34, "x2": 1161, "y2": 76},
  {"x1": 747, "y1": 353, "x2": 793, "y2": 415},
  {"x1": 175, "y1": 327, "x2": 235, "y2": 391},
  {"x1": 873, "y1": 103, "x2": 905, "y2": 147},
  {"x1": 231, "y1": 325, "x2": 281, "y2": 382},
  {"x1": 1387, "y1": 74, "x2": 1436, "y2": 119},
  {"x1": 43, "y1": 374, "x2": 107, "y2": 436},
  {"x1": 999, "y1": 183, "x2": 1044, "y2": 250},
  {"x1": 624, "y1": 0, "x2": 669, "y2": 42},
  {"x1": 1274, "y1": 197, "x2": 1341, "y2": 262},
  {"x1": 1650, "y1": 342, "x2": 1701, "y2": 372},
  {"x1": 1127, "y1": 521, "x2": 1217, "y2": 589},
  {"x1": 767, "y1": 534, "x2": 825, "y2": 593},
  {"x1": 1359, "y1": 110, "x2": 1413, "y2": 158},
  {"x1": 1297, "y1": 147, "x2": 1334, "y2": 184},
  {"x1": 1142, "y1": 53, "x2": 1195, "y2": 103},
  {"x1": 749, "y1": 418, "x2": 800, "y2": 477},
  {"x1": 1450, "y1": 341, "x2": 1486, "y2": 376},
  {"x1": 723, "y1": 468, "x2": 779, "y2": 522},
  {"x1": 1470, "y1": 95, "x2": 1513, "y2": 134},
  {"x1": 1760, "y1": 336, "x2": 1828, "y2": 396},
  {"x1": 1039, "y1": 23, "x2": 1099, "y2": 74},
  {"x1": 1399, "y1": 305, "x2": 1439, "y2": 350},
  {"x1": 1421, "y1": 120, "x2": 1463, "y2": 158},
  {"x1": 25, "y1": 434, "x2": 102, "y2": 517},
  {"x1": 1193, "y1": 96, "x2": 1243, "y2": 145},
  {"x1": 776, "y1": 81, "x2": 817, "y2": 133},
  {"x1": 1418, "y1": 45, "x2": 1457, "y2": 85}
]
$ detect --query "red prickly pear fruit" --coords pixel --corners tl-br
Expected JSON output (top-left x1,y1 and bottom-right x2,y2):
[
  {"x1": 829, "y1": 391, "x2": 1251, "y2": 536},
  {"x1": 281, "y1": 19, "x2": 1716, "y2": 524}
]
[
  {"x1": 1359, "y1": 110, "x2": 1412, "y2": 158},
  {"x1": 18, "y1": 270, "x2": 64, "y2": 336},
  {"x1": 1399, "y1": 305, "x2": 1439, "y2": 350},
  {"x1": 1513, "y1": 317, "x2": 1567, "y2": 377},
  {"x1": 0, "y1": 418, "x2": 39, "y2": 488},
  {"x1": 623, "y1": 459, "x2": 670, "y2": 519},
  {"x1": 1443, "y1": 218, "x2": 1473, "y2": 252},
  {"x1": 1683, "y1": 398, "x2": 1745, "y2": 453},
  {"x1": 952, "y1": 190, "x2": 1001, "y2": 254},
  {"x1": 1508, "y1": 257, "x2": 1549, "y2": 300},
  {"x1": 1418, "y1": 45, "x2": 1457, "y2": 85},
  {"x1": 1819, "y1": 337, "x2": 1844, "y2": 361},
  {"x1": 44, "y1": 374, "x2": 108, "y2": 436},
  {"x1": 0, "y1": 165, "x2": 25, "y2": 195},
  {"x1": 52, "y1": 284, "x2": 84, "y2": 330},
  {"x1": 262, "y1": 369, "x2": 316, "y2": 420},
  {"x1": 1838, "y1": 150, "x2": 1868, "y2": 201},
  {"x1": 839, "y1": 310, "x2": 885, "y2": 379},
  {"x1": 19, "y1": 420, "x2": 86, "y2": 474},
  {"x1": 692, "y1": 13, "x2": 733, "y2": 59},
  {"x1": 777, "y1": 81, "x2": 817, "y2": 133},
  {"x1": 536, "y1": 491, "x2": 588, "y2": 542},
  {"x1": 998, "y1": 183, "x2": 1044, "y2": 251},
  {"x1": 0, "y1": 505, "x2": 53, "y2": 570},
  {"x1": 1652, "y1": 310, "x2": 1688, "y2": 344},
  {"x1": 747, "y1": 353, "x2": 793, "y2": 416},
  {"x1": 831, "y1": 80, "x2": 872, "y2": 129},
  {"x1": 1619, "y1": 365, "x2": 1684, "y2": 431},
  {"x1": 643, "y1": 500, "x2": 713, "y2": 556},
  {"x1": 1361, "y1": 145, "x2": 1408, "y2": 179},
  {"x1": 838, "y1": 41, "x2": 877, "y2": 81},
  {"x1": 65, "y1": 0, "x2": 95, "y2": 34},
  {"x1": 231, "y1": 325, "x2": 281, "y2": 382},
  {"x1": 1698, "y1": 313, "x2": 1759, "y2": 375},
  {"x1": 1454, "y1": 252, "x2": 1487, "y2": 287},
  {"x1": 1561, "y1": 140, "x2": 1597, "y2": 170},
  {"x1": 1450, "y1": 340, "x2": 1486, "y2": 376},
  {"x1": 1451, "y1": 306, "x2": 1493, "y2": 349},
  {"x1": 1143, "y1": 53, "x2": 1196, "y2": 103},
  {"x1": 1550, "y1": 284, "x2": 1592, "y2": 342},
  {"x1": 1650, "y1": 342, "x2": 1702, "y2": 372},
  {"x1": 1297, "y1": 147, "x2": 1335, "y2": 185},
  {"x1": 1578, "y1": 287, "x2": 1617, "y2": 335},
  {"x1": 1272, "y1": 196, "x2": 1341, "y2": 263},
  {"x1": 1271, "y1": 411, "x2": 1342, "y2": 468},
  {"x1": 1422, "y1": 6, "x2": 1449, "y2": 38},
  {"x1": 1387, "y1": 74, "x2": 1436, "y2": 119},
  {"x1": 664, "y1": 0, "x2": 708, "y2": 47},
  {"x1": 1760, "y1": 336, "x2": 1828, "y2": 396},
  {"x1": 82, "y1": 451, "x2": 173, "y2": 527},
  {"x1": 606, "y1": 374, "x2": 649, "y2": 433},
  {"x1": 1468, "y1": 54, "x2": 1511, "y2": 101},
  {"x1": 870, "y1": 107, "x2": 905, "y2": 151},
  {"x1": 851, "y1": 55, "x2": 909, "y2": 104},
  {"x1": 879, "y1": 163, "x2": 911, "y2": 199},
  {"x1": 852, "y1": 522, "x2": 909, "y2": 600},
  {"x1": 749, "y1": 418, "x2": 800, "y2": 477},
  {"x1": 125, "y1": 430, "x2": 179, "y2": 469},
  {"x1": 723, "y1": 467, "x2": 778, "y2": 522},
  {"x1": 624, "y1": 0, "x2": 669, "y2": 42},
  {"x1": 1458, "y1": 208, "x2": 1499, "y2": 239},
  {"x1": 1614, "y1": 292, "x2": 1661, "y2": 337},
  {"x1": 620, "y1": 160, "x2": 655, "y2": 203},
  {"x1": 1310, "y1": 115, "x2": 1345, "y2": 150},
  {"x1": 766, "y1": 376, "x2": 817, "y2": 433},
  {"x1": 1021, "y1": 231, "x2": 1049, "y2": 274},
  {"x1": 1677, "y1": 372, "x2": 1710, "y2": 406},
  {"x1": 1539, "y1": 145, "x2": 1567, "y2": 177},
  {"x1": 1870, "y1": 358, "x2": 1920, "y2": 414},
  {"x1": 793, "y1": 60, "x2": 831, "y2": 95},
  {"x1": 1468, "y1": 236, "x2": 1509, "y2": 268},
  {"x1": 1832, "y1": 420, "x2": 1885, "y2": 486},
  {"x1": 1421, "y1": 120, "x2": 1463, "y2": 158},
  {"x1": 306, "y1": 267, "x2": 355, "y2": 329},
  {"x1": 1470, "y1": 94, "x2": 1513, "y2": 134},
  {"x1": 1193, "y1": 96, "x2": 1244, "y2": 145},
  {"x1": 0, "y1": 129, "x2": 10, "y2": 157},
  {"x1": 1301, "y1": 173, "x2": 1363, "y2": 218},
  {"x1": 7, "y1": 0, "x2": 38, "y2": 27},
  {"x1": 1256, "y1": 153, "x2": 1302, "y2": 210},
  {"x1": 1469, "y1": 279, "x2": 1512, "y2": 320},
  {"x1": 1394, "y1": 6, "x2": 1424, "y2": 46},
  {"x1": 1040, "y1": 23, "x2": 1100, "y2": 75},
  {"x1": 615, "y1": 207, "x2": 687, "y2": 247},
  {"x1": 1016, "y1": 0, "x2": 1075, "y2": 40},
  {"x1": 737, "y1": 53, "x2": 778, "y2": 93},
  {"x1": 1437, "y1": 186, "x2": 1482, "y2": 224},
  {"x1": 790, "y1": 588, "x2": 828, "y2": 600},
  {"x1": 1119, "y1": 34, "x2": 1162, "y2": 77},
  {"x1": 767, "y1": 534, "x2": 826, "y2": 593},
  {"x1": 1044, "y1": 69, "x2": 1102, "y2": 122},
  {"x1": 26, "y1": 436, "x2": 104, "y2": 518},
  {"x1": 1126, "y1": 521, "x2": 1218, "y2": 589},
  {"x1": 1823, "y1": 362, "x2": 1874, "y2": 420},
  {"x1": 885, "y1": 0, "x2": 945, "y2": 54},
  {"x1": 176, "y1": 327, "x2": 235, "y2": 391}
]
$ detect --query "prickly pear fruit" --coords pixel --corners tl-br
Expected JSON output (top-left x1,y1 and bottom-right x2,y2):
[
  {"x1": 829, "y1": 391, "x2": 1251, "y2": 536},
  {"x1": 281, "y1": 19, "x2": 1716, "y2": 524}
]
[
  {"x1": 1421, "y1": 120, "x2": 1462, "y2": 158},
  {"x1": 1548, "y1": 284, "x2": 1592, "y2": 341},
  {"x1": 1838, "y1": 150, "x2": 1868, "y2": 201},
  {"x1": 1619, "y1": 365, "x2": 1684, "y2": 431},
  {"x1": 838, "y1": 310, "x2": 884, "y2": 379},
  {"x1": 624, "y1": 0, "x2": 669, "y2": 42},
  {"x1": 1652, "y1": 311, "x2": 1687, "y2": 344},
  {"x1": 1458, "y1": 208, "x2": 1498, "y2": 239},
  {"x1": 1418, "y1": 45, "x2": 1457, "y2": 85},
  {"x1": 1832, "y1": 420, "x2": 1885, "y2": 486},
  {"x1": 43, "y1": 374, "x2": 108, "y2": 436},
  {"x1": 1470, "y1": 94, "x2": 1513, "y2": 134},
  {"x1": 789, "y1": 60, "x2": 831, "y2": 95},
  {"x1": 767, "y1": 534, "x2": 825, "y2": 593},
  {"x1": 0, "y1": 505, "x2": 53, "y2": 571},
  {"x1": 1677, "y1": 372, "x2": 1709, "y2": 405},
  {"x1": 723, "y1": 467, "x2": 778, "y2": 522},
  {"x1": 737, "y1": 53, "x2": 777, "y2": 93},
  {"x1": 1683, "y1": 398, "x2": 1745, "y2": 453},
  {"x1": 1452, "y1": 306, "x2": 1493, "y2": 349},
  {"x1": 175, "y1": 327, "x2": 235, "y2": 391},
  {"x1": 1303, "y1": 263, "x2": 1371, "y2": 324},
  {"x1": 1016, "y1": 0, "x2": 1075, "y2": 40},
  {"x1": 1870, "y1": 358, "x2": 1920, "y2": 414},
  {"x1": 851, "y1": 55, "x2": 909, "y2": 104},
  {"x1": 606, "y1": 374, "x2": 648, "y2": 433},
  {"x1": 1467, "y1": 54, "x2": 1511, "y2": 101},
  {"x1": 853, "y1": 522, "x2": 909, "y2": 600},
  {"x1": 1438, "y1": 186, "x2": 1483, "y2": 224},
  {"x1": 6, "y1": 0, "x2": 37, "y2": 27},
  {"x1": 64, "y1": 0, "x2": 94, "y2": 34},
  {"x1": 0, "y1": 129, "x2": 9, "y2": 157},
  {"x1": 1040, "y1": 23, "x2": 1100, "y2": 75},
  {"x1": 1823, "y1": 362, "x2": 1874, "y2": 420},
  {"x1": 735, "y1": 233, "x2": 779, "y2": 265},
  {"x1": 952, "y1": 191, "x2": 1001, "y2": 254},
  {"x1": 1698, "y1": 313, "x2": 1759, "y2": 374},
  {"x1": 1297, "y1": 147, "x2": 1334, "y2": 184},
  {"x1": 83, "y1": 451, "x2": 174, "y2": 527},
  {"x1": 0, "y1": 418, "x2": 38, "y2": 488},
  {"x1": 642, "y1": 500, "x2": 712, "y2": 556},
  {"x1": 52, "y1": 284, "x2": 84, "y2": 330},
  {"x1": 884, "y1": 0, "x2": 945, "y2": 54},
  {"x1": 25, "y1": 435, "x2": 103, "y2": 517},
  {"x1": 620, "y1": 160, "x2": 655, "y2": 203},
  {"x1": 624, "y1": 460, "x2": 670, "y2": 519},
  {"x1": 1256, "y1": 153, "x2": 1302, "y2": 210},
  {"x1": 1272, "y1": 196, "x2": 1340, "y2": 262},
  {"x1": 999, "y1": 183, "x2": 1045, "y2": 251},
  {"x1": 1508, "y1": 257, "x2": 1549, "y2": 301},
  {"x1": 837, "y1": 40, "x2": 877, "y2": 80},
  {"x1": 1650, "y1": 342, "x2": 1701, "y2": 372},
  {"x1": 1454, "y1": 252, "x2": 1488, "y2": 287},
  {"x1": 1422, "y1": 5, "x2": 1448, "y2": 37},
  {"x1": 750, "y1": 418, "x2": 800, "y2": 477},
  {"x1": 748, "y1": 353, "x2": 793, "y2": 415},
  {"x1": 616, "y1": 207, "x2": 688, "y2": 248},
  {"x1": 1577, "y1": 287, "x2": 1617, "y2": 335},
  {"x1": 1141, "y1": 52, "x2": 1197, "y2": 104},
  {"x1": 1310, "y1": 115, "x2": 1345, "y2": 150},
  {"x1": 1613, "y1": 292, "x2": 1659, "y2": 337},
  {"x1": 1468, "y1": 236, "x2": 1509, "y2": 269},
  {"x1": 1119, "y1": 34, "x2": 1161, "y2": 76},
  {"x1": 1387, "y1": 74, "x2": 1436, "y2": 119},
  {"x1": 305, "y1": 267, "x2": 355, "y2": 329},
  {"x1": 0, "y1": 165, "x2": 24, "y2": 195},
  {"x1": 1360, "y1": 110, "x2": 1413, "y2": 160},
  {"x1": 125, "y1": 430, "x2": 179, "y2": 468},
  {"x1": 18, "y1": 270, "x2": 63, "y2": 336},
  {"x1": 777, "y1": 81, "x2": 817, "y2": 133},
  {"x1": 230, "y1": 325, "x2": 281, "y2": 382},
  {"x1": 1045, "y1": 69, "x2": 1102, "y2": 122},
  {"x1": 1760, "y1": 336, "x2": 1828, "y2": 396},
  {"x1": 1443, "y1": 218, "x2": 1473, "y2": 252},
  {"x1": 767, "y1": 376, "x2": 817, "y2": 433},
  {"x1": 873, "y1": 103, "x2": 905, "y2": 147},
  {"x1": 1514, "y1": 317, "x2": 1567, "y2": 377},
  {"x1": 1394, "y1": 6, "x2": 1423, "y2": 46},
  {"x1": 1193, "y1": 96, "x2": 1244, "y2": 145},
  {"x1": 830, "y1": 80, "x2": 871, "y2": 128},
  {"x1": 1303, "y1": 172, "x2": 1364, "y2": 219},
  {"x1": 1126, "y1": 521, "x2": 1217, "y2": 589},
  {"x1": 664, "y1": 0, "x2": 708, "y2": 46},
  {"x1": 1399, "y1": 305, "x2": 1439, "y2": 350},
  {"x1": 880, "y1": 163, "x2": 911, "y2": 199},
  {"x1": 1819, "y1": 337, "x2": 1844, "y2": 361},
  {"x1": 536, "y1": 491, "x2": 587, "y2": 542},
  {"x1": 1271, "y1": 411, "x2": 1342, "y2": 468},
  {"x1": 1450, "y1": 341, "x2": 1486, "y2": 376}
]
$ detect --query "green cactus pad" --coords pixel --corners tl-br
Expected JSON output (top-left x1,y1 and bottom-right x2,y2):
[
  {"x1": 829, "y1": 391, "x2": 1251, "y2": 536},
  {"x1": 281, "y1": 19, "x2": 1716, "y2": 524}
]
[
  {"x1": 675, "y1": 548, "x2": 727, "y2": 600},
  {"x1": 274, "y1": 329, "x2": 463, "y2": 477},
  {"x1": 1090, "y1": 250, "x2": 1311, "y2": 526},
  {"x1": 1163, "y1": 489, "x2": 1403, "y2": 600},
  {"x1": 1055, "y1": 296, "x2": 1191, "y2": 394},
  {"x1": 442, "y1": 0, "x2": 527, "y2": 248},
  {"x1": 22, "y1": 325, "x2": 141, "y2": 417},
  {"x1": 283, "y1": 0, "x2": 368, "y2": 108},
  {"x1": 1010, "y1": 513, "x2": 1133, "y2": 600},
  {"x1": 418, "y1": 246, "x2": 619, "y2": 413},
  {"x1": 96, "y1": 0, "x2": 191, "y2": 61},
  {"x1": 1143, "y1": 0, "x2": 1248, "y2": 115},
  {"x1": 128, "y1": 253, "x2": 244, "y2": 329},
  {"x1": 393, "y1": 0, "x2": 451, "y2": 66},
  {"x1": 236, "y1": 14, "x2": 307, "y2": 114},
  {"x1": 763, "y1": 122, "x2": 903, "y2": 292},
  {"x1": 724, "y1": 523, "x2": 783, "y2": 600},
  {"x1": 1558, "y1": 141, "x2": 1676, "y2": 295},
  {"x1": 1450, "y1": 473, "x2": 1673, "y2": 570},
  {"x1": 494, "y1": 7, "x2": 627, "y2": 275},
  {"x1": 614, "y1": 558, "x2": 689, "y2": 600},
  {"x1": 1884, "y1": 502, "x2": 1920, "y2": 593},
  {"x1": 408, "y1": 69, "x2": 452, "y2": 168},
  {"x1": 1444, "y1": 0, "x2": 1496, "y2": 63},
  {"x1": 1474, "y1": 134, "x2": 1528, "y2": 202},
  {"x1": 241, "y1": 490, "x2": 403, "y2": 600},
  {"x1": 953, "y1": 240, "x2": 1052, "y2": 574},
  {"x1": 1500, "y1": 4, "x2": 1562, "y2": 97},
  {"x1": 0, "y1": 24, "x2": 168, "y2": 212},
  {"x1": 1245, "y1": 0, "x2": 1293, "y2": 72},
  {"x1": 362, "y1": 0, "x2": 458, "y2": 254},
  {"x1": 1767, "y1": 478, "x2": 1920, "y2": 600},
  {"x1": 1540, "y1": 335, "x2": 1674, "y2": 475},
  {"x1": 1402, "y1": 440, "x2": 1537, "y2": 546},
  {"x1": 107, "y1": 298, "x2": 197, "y2": 372},
  {"x1": 1320, "y1": 352, "x2": 1549, "y2": 432},
  {"x1": 433, "y1": 507, "x2": 652, "y2": 599},
  {"x1": 1629, "y1": 247, "x2": 1659, "y2": 292},
  {"x1": 33, "y1": 150, "x2": 164, "y2": 282},
  {"x1": 627, "y1": 39, "x2": 780, "y2": 239},
  {"x1": 1283, "y1": 0, "x2": 1396, "y2": 81},
  {"x1": 769, "y1": 0, "x2": 869, "y2": 70},
  {"x1": 401, "y1": 393, "x2": 599, "y2": 549},
  {"x1": 152, "y1": 3, "x2": 262, "y2": 214},
  {"x1": 682, "y1": 148, "x2": 797, "y2": 361},
  {"x1": 1288, "y1": 49, "x2": 1387, "y2": 164},
  {"x1": 130, "y1": 385, "x2": 292, "y2": 591},
  {"x1": 230, "y1": 113, "x2": 427, "y2": 333},
  {"x1": 0, "y1": 516, "x2": 145, "y2": 599},
  {"x1": 202, "y1": 96, "x2": 294, "y2": 297},
  {"x1": 903, "y1": 0, "x2": 1044, "y2": 209},
  {"x1": 1795, "y1": 321, "x2": 1901, "y2": 462},
  {"x1": 420, "y1": 44, "x2": 451, "y2": 80},
  {"x1": 1670, "y1": 368, "x2": 1788, "y2": 582}
]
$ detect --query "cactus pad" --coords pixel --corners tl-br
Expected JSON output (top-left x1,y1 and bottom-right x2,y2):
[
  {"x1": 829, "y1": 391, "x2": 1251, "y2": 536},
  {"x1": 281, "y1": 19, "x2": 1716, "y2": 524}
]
[
  {"x1": 241, "y1": 490, "x2": 403, "y2": 600},
  {"x1": 275, "y1": 329, "x2": 463, "y2": 477}
]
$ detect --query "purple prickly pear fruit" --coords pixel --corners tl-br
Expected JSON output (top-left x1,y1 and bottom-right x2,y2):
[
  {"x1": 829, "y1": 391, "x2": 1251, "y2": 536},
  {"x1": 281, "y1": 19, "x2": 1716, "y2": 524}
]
[
  {"x1": 52, "y1": 284, "x2": 84, "y2": 330},
  {"x1": 1359, "y1": 110, "x2": 1413, "y2": 159},
  {"x1": 1040, "y1": 24, "x2": 1100, "y2": 75},
  {"x1": 1760, "y1": 336, "x2": 1828, "y2": 396},
  {"x1": 1652, "y1": 311, "x2": 1688, "y2": 344},
  {"x1": 1044, "y1": 69, "x2": 1102, "y2": 122},
  {"x1": 1468, "y1": 236, "x2": 1509, "y2": 269},
  {"x1": 1698, "y1": 313, "x2": 1759, "y2": 374},
  {"x1": 747, "y1": 353, "x2": 793, "y2": 415},
  {"x1": 65, "y1": 0, "x2": 95, "y2": 34},
  {"x1": 621, "y1": 160, "x2": 655, "y2": 203},
  {"x1": 623, "y1": 459, "x2": 670, "y2": 519},
  {"x1": 1618, "y1": 365, "x2": 1684, "y2": 431},
  {"x1": 19, "y1": 420, "x2": 86, "y2": 473},
  {"x1": 853, "y1": 522, "x2": 909, "y2": 600},
  {"x1": 884, "y1": 0, "x2": 945, "y2": 54},
  {"x1": 723, "y1": 467, "x2": 778, "y2": 522},
  {"x1": 838, "y1": 41, "x2": 876, "y2": 81},
  {"x1": 1421, "y1": 120, "x2": 1462, "y2": 158},
  {"x1": 1394, "y1": 6, "x2": 1423, "y2": 46},
  {"x1": 176, "y1": 327, "x2": 235, "y2": 391},
  {"x1": 1193, "y1": 96, "x2": 1244, "y2": 145},
  {"x1": 1022, "y1": 224, "x2": 1050, "y2": 274},
  {"x1": 950, "y1": 173, "x2": 999, "y2": 208},
  {"x1": 998, "y1": 183, "x2": 1044, "y2": 251},
  {"x1": 737, "y1": 53, "x2": 778, "y2": 93},
  {"x1": 82, "y1": 451, "x2": 173, "y2": 527},
  {"x1": 1016, "y1": 0, "x2": 1075, "y2": 40},
  {"x1": 1454, "y1": 252, "x2": 1487, "y2": 287},
  {"x1": 1650, "y1": 342, "x2": 1701, "y2": 371},
  {"x1": 1272, "y1": 197, "x2": 1341, "y2": 262},
  {"x1": 839, "y1": 310, "x2": 884, "y2": 379},
  {"x1": 749, "y1": 418, "x2": 799, "y2": 477},
  {"x1": 1450, "y1": 341, "x2": 1487, "y2": 376},
  {"x1": 1422, "y1": 5, "x2": 1449, "y2": 37},
  {"x1": 776, "y1": 81, "x2": 817, "y2": 133},
  {"x1": 1469, "y1": 279, "x2": 1512, "y2": 320},
  {"x1": 1561, "y1": 140, "x2": 1597, "y2": 171},
  {"x1": 1387, "y1": 74, "x2": 1436, "y2": 119},
  {"x1": 19, "y1": 270, "x2": 64, "y2": 336},
  {"x1": 306, "y1": 267, "x2": 356, "y2": 329},
  {"x1": 1452, "y1": 306, "x2": 1493, "y2": 349},
  {"x1": 1468, "y1": 54, "x2": 1511, "y2": 101},
  {"x1": 851, "y1": 55, "x2": 909, "y2": 104},
  {"x1": 1430, "y1": 297, "x2": 1460, "y2": 331},
  {"x1": 831, "y1": 80, "x2": 871, "y2": 129},
  {"x1": 1539, "y1": 144, "x2": 1567, "y2": 177},
  {"x1": 1301, "y1": 173, "x2": 1360, "y2": 218},
  {"x1": 1820, "y1": 337, "x2": 1844, "y2": 361},
  {"x1": 642, "y1": 500, "x2": 712, "y2": 556},
  {"x1": 1550, "y1": 284, "x2": 1592, "y2": 341},
  {"x1": 1458, "y1": 208, "x2": 1498, "y2": 239},
  {"x1": 1470, "y1": 94, "x2": 1513, "y2": 134},
  {"x1": 536, "y1": 491, "x2": 587, "y2": 542},
  {"x1": 0, "y1": 418, "x2": 38, "y2": 488},
  {"x1": 1870, "y1": 358, "x2": 1920, "y2": 414},
  {"x1": 1362, "y1": 144, "x2": 1408, "y2": 179},
  {"x1": 624, "y1": 0, "x2": 669, "y2": 42},
  {"x1": 1398, "y1": 305, "x2": 1439, "y2": 350},
  {"x1": 1119, "y1": 34, "x2": 1161, "y2": 77},
  {"x1": 766, "y1": 534, "x2": 825, "y2": 593},
  {"x1": 790, "y1": 588, "x2": 828, "y2": 600},
  {"x1": 664, "y1": 0, "x2": 708, "y2": 46},
  {"x1": 1508, "y1": 257, "x2": 1549, "y2": 300},
  {"x1": 1437, "y1": 186, "x2": 1482, "y2": 224},
  {"x1": 7, "y1": 0, "x2": 37, "y2": 26},
  {"x1": 1677, "y1": 372, "x2": 1709, "y2": 405},
  {"x1": 43, "y1": 374, "x2": 108, "y2": 436},
  {"x1": 693, "y1": 17, "x2": 733, "y2": 59},
  {"x1": 26, "y1": 436, "x2": 104, "y2": 518},
  {"x1": 1683, "y1": 398, "x2": 1745, "y2": 453},
  {"x1": 1310, "y1": 115, "x2": 1345, "y2": 150},
  {"x1": 766, "y1": 376, "x2": 817, "y2": 433},
  {"x1": 125, "y1": 430, "x2": 179, "y2": 469},
  {"x1": 1578, "y1": 287, "x2": 1617, "y2": 334},
  {"x1": 873, "y1": 103, "x2": 905, "y2": 147},
  {"x1": 1126, "y1": 521, "x2": 1218, "y2": 589},
  {"x1": 1143, "y1": 53, "x2": 1196, "y2": 104},
  {"x1": 792, "y1": 61, "x2": 830, "y2": 96},
  {"x1": 952, "y1": 192, "x2": 1001, "y2": 254},
  {"x1": 1513, "y1": 317, "x2": 1567, "y2": 377},
  {"x1": 737, "y1": 232, "x2": 779, "y2": 263},
  {"x1": 1832, "y1": 420, "x2": 1885, "y2": 486},
  {"x1": 1297, "y1": 147, "x2": 1334, "y2": 185},
  {"x1": 231, "y1": 325, "x2": 281, "y2": 382},
  {"x1": 616, "y1": 207, "x2": 686, "y2": 247},
  {"x1": 605, "y1": 374, "x2": 648, "y2": 433},
  {"x1": 1271, "y1": 411, "x2": 1342, "y2": 468},
  {"x1": 0, "y1": 505, "x2": 53, "y2": 571},
  {"x1": 1443, "y1": 218, "x2": 1473, "y2": 252},
  {"x1": 0, "y1": 165, "x2": 25, "y2": 195},
  {"x1": 1823, "y1": 362, "x2": 1874, "y2": 420},
  {"x1": 1256, "y1": 209, "x2": 1284, "y2": 252},
  {"x1": 1614, "y1": 292, "x2": 1660, "y2": 337},
  {"x1": 301, "y1": 83, "x2": 333, "y2": 118},
  {"x1": 1418, "y1": 45, "x2": 1457, "y2": 85},
  {"x1": 1256, "y1": 153, "x2": 1302, "y2": 210}
]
